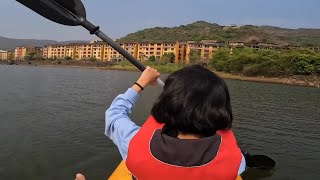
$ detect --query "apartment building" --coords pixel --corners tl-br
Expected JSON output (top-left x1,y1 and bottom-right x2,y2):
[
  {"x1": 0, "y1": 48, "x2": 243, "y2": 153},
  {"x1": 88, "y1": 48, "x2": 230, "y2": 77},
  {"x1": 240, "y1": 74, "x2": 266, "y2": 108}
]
[
  {"x1": 122, "y1": 43, "x2": 138, "y2": 60},
  {"x1": 137, "y1": 43, "x2": 150, "y2": 62},
  {"x1": 185, "y1": 40, "x2": 224, "y2": 63},
  {"x1": 228, "y1": 41, "x2": 245, "y2": 47},
  {"x1": 66, "y1": 44, "x2": 76, "y2": 59},
  {"x1": 103, "y1": 44, "x2": 120, "y2": 61},
  {"x1": 14, "y1": 46, "x2": 36, "y2": 60},
  {"x1": 201, "y1": 40, "x2": 223, "y2": 60},
  {"x1": 91, "y1": 42, "x2": 104, "y2": 60},
  {"x1": 0, "y1": 50, "x2": 8, "y2": 60},
  {"x1": 175, "y1": 42, "x2": 186, "y2": 64},
  {"x1": 136, "y1": 42, "x2": 185, "y2": 63},
  {"x1": 40, "y1": 41, "x2": 224, "y2": 63}
]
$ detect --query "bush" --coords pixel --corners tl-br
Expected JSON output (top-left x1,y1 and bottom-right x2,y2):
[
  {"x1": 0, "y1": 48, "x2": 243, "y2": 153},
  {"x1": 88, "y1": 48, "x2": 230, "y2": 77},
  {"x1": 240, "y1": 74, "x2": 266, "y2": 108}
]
[
  {"x1": 64, "y1": 56, "x2": 73, "y2": 61},
  {"x1": 210, "y1": 47, "x2": 320, "y2": 76},
  {"x1": 89, "y1": 57, "x2": 98, "y2": 61},
  {"x1": 148, "y1": 56, "x2": 156, "y2": 62},
  {"x1": 243, "y1": 64, "x2": 261, "y2": 76}
]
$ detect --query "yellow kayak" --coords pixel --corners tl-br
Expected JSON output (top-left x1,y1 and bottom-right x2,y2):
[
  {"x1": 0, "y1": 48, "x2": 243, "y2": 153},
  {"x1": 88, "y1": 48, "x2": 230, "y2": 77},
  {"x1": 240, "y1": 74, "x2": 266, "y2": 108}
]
[{"x1": 108, "y1": 161, "x2": 243, "y2": 180}]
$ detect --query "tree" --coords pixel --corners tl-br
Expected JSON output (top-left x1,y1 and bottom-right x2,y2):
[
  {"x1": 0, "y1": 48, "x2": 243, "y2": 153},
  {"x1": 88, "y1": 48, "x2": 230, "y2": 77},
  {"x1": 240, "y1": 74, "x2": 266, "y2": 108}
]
[
  {"x1": 25, "y1": 52, "x2": 37, "y2": 61},
  {"x1": 189, "y1": 49, "x2": 201, "y2": 64},
  {"x1": 210, "y1": 48, "x2": 230, "y2": 71},
  {"x1": 161, "y1": 52, "x2": 175, "y2": 64},
  {"x1": 89, "y1": 57, "x2": 98, "y2": 61},
  {"x1": 148, "y1": 55, "x2": 156, "y2": 62},
  {"x1": 64, "y1": 56, "x2": 73, "y2": 61},
  {"x1": 8, "y1": 52, "x2": 14, "y2": 60},
  {"x1": 34, "y1": 53, "x2": 43, "y2": 61},
  {"x1": 293, "y1": 54, "x2": 319, "y2": 75}
]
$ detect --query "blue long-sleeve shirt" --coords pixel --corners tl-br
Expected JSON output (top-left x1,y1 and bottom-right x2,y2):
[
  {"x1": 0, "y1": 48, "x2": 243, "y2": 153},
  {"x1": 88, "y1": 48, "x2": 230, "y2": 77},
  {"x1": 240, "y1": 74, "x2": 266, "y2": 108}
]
[{"x1": 105, "y1": 88, "x2": 246, "y2": 175}]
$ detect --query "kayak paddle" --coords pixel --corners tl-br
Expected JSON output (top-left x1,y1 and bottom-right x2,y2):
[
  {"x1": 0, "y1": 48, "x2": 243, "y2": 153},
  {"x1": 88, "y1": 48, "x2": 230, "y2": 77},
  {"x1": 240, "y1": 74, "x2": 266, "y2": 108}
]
[
  {"x1": 16, "y1": 0, "x2": 165, "y2": 87},
  {"x1": 243, "y1": 151, "x2": 276, "y2": 169}
]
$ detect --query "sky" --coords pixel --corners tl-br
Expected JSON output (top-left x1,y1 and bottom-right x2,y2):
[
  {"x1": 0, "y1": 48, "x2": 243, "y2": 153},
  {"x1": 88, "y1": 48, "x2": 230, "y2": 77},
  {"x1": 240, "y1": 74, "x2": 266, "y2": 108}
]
[{"x1": 0, "y1": 0, "x2": 319, "y2": 41}]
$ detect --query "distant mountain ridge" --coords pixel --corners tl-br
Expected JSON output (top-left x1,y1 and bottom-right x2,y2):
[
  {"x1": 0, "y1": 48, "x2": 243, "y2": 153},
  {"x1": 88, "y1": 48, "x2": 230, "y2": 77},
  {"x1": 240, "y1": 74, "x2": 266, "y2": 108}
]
[
  {"x1": 120, "y1": 21, "x2": 320, "y2": 47},
  {"x1": 0, "y1": 36, "x2": 87, "y2": 51},
  {"x1": 1, "y1": 21, "x2": 320, "y2": 51}
]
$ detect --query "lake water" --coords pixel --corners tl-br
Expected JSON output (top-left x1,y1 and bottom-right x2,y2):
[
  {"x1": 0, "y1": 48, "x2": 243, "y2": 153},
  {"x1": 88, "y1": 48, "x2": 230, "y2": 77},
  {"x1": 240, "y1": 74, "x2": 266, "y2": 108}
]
[{"x1": 0, "y1": 65, "x2": 319, "y2": 180}]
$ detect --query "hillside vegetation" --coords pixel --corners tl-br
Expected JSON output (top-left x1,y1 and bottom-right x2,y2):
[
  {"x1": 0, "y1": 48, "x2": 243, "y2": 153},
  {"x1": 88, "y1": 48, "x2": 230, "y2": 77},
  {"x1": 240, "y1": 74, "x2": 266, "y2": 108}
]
[{"x1": 120, "y1": 21, "x2": 320, "y2": 47}]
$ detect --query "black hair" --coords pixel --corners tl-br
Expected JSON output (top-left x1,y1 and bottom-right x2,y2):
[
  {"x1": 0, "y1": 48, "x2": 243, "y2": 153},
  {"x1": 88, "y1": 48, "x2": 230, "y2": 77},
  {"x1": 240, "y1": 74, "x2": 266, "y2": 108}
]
[{"x1": 151, "y1": 65, "x2": 233, "y2": 137}]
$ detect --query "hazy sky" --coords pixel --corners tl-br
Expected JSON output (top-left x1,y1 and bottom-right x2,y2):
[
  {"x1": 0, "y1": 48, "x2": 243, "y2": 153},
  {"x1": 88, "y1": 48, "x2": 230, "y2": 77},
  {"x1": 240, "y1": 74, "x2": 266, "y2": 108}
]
[{"x1": 1, "y1": 0, "x2": 319, "y2": 41}]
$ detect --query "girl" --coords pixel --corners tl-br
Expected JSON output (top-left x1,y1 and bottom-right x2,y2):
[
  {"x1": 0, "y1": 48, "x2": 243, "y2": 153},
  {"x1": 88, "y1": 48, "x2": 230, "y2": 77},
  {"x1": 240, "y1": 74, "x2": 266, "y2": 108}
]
[{"x1": 76, "y1": 65, "x2": 245, "y2": 180}]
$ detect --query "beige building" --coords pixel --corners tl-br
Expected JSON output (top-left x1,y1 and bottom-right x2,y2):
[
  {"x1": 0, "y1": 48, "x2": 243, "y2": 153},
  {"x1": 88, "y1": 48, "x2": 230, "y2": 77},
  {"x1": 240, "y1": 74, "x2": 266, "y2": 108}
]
[
  {"x1": 43, "y1": 47, "x2": 48, "y2": 59},
  {"x1": 136, "y1": 42, "x2": 185, "y2": 63},
  {"x1": 185, "y1": 40, "x2": 223, "y2": 63},
  {"x1": 40, "y1": 40, "x2": 224, "y2": 63},
  {"x1": 137, "y1": 43, "x2": 150, "y2": 62},
  {"x1": 228, "y1": 41, "x2": 245, "y2": 47},
  {"x1": 201, "y1": 40, "x2": 222, "y2": 60},
  {"x1": 0, "y1": 50, "x2": 8, "y2": 60},
  {"x1": 92, "y1": 43, "x2": 104, "y2": 60},
  {"x1": 175, "y1": 42, "x2": 186, "y2": 64},
  {"x1": 45, "y1": 44, "x2": 76, "y2": 60},
  {"x1": 185, "y1": 41, "x2": 202, "y2": 63},
  {"x1": 65, "y1": 44, "x2": 76, "y2": 59},
  {"x1": 14, "y1": 46, "x2": 36, "y2": 60},
  {"x1": 45, "y1": 45, "x2": 64, "y2": 59},
  {"x1": 122, "y1": 43, "x2": 138, "y2": 60},
  {"x1": 75, "y1": 43, "x2": 93, "y2": 60}
]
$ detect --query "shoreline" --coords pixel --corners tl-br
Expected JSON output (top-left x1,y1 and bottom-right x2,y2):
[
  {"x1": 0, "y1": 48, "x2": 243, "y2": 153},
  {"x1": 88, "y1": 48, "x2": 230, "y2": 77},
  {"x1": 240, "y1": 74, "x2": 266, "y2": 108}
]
[{"x1": 1, "y1": 61, "x2": 319, "y2": 88}]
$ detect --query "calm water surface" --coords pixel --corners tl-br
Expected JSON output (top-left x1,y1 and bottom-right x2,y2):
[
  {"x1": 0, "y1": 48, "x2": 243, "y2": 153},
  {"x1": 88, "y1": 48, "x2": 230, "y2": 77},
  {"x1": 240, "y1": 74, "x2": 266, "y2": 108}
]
[{"x1": 0, "y1": 65, "x2": 319, "y2": 180}]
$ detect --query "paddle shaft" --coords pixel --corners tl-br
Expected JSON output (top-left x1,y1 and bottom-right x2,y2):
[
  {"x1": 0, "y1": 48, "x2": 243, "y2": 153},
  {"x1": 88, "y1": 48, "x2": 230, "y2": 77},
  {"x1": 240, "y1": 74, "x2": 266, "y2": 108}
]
[{"x1": 81, "y1": 19, "x2": 165, "y2": 87}]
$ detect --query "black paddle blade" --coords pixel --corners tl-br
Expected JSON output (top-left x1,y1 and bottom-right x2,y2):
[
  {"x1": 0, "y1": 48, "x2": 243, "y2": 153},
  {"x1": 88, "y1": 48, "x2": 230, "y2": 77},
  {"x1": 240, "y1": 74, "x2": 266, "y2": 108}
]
[
  {"x1": 16, "y1": 0, "x2": 86, "y2": 26},
  {"x1": 245, "y1": 154, "x2": 276, "y2": 169}
]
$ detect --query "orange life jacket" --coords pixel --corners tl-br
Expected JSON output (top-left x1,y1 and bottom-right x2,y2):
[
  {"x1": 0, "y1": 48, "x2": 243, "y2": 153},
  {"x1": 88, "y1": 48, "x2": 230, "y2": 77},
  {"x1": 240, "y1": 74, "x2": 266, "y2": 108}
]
[{"x1": 126, "y1": 116, "x2": 242, "y2": 180}]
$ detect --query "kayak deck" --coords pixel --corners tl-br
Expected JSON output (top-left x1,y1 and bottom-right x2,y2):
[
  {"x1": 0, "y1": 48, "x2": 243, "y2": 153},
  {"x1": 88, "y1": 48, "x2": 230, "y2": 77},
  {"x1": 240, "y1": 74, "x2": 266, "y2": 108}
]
[{"x1": 108, "y1": 161, "x2": 243, "y2": 180}]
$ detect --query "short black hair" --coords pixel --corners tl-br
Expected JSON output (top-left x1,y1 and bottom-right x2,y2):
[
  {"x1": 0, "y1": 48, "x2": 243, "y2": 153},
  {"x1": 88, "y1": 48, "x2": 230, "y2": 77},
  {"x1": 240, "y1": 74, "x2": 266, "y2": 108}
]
[{"x1": 151, "y1": 65, "x2": 233, "y2": 137}]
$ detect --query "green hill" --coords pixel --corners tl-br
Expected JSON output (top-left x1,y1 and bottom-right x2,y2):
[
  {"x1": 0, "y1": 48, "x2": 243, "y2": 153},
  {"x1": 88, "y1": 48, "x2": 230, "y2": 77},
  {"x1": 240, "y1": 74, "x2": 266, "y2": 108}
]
[{"x1": 120, "y1": 21, "x2": 320, "y2": 47}]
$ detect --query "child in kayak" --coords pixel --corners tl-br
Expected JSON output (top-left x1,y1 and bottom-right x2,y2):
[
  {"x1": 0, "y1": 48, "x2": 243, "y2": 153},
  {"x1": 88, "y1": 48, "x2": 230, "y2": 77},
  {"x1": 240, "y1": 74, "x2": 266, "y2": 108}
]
[{"x1": 76, "y1": 65, "x2": 245, "y2": 180}]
